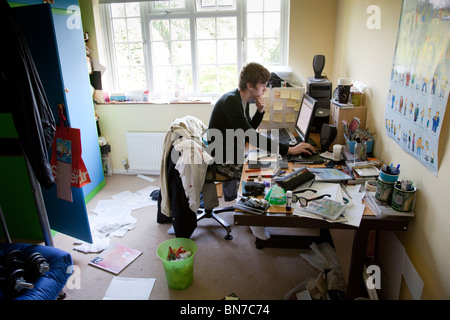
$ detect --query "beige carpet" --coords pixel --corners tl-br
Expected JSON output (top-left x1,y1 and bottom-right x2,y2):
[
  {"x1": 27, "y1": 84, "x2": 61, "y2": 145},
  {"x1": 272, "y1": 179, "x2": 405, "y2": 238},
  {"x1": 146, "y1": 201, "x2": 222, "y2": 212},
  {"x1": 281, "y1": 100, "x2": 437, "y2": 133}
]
[{"x1": 53, "y1": 174, "x2": 319, "y2": 300}]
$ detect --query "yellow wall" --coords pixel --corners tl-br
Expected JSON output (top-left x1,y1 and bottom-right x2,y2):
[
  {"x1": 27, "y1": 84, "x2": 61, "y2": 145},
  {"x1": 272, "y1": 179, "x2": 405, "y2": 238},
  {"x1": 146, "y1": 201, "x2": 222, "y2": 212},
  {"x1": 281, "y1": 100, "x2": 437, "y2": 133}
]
[
  {"x1": 329, "y1": 0, "x2": 450, "y2": 299},
  {"x1": 288, "y1": 0, "x2": 337, "y2": 82}
]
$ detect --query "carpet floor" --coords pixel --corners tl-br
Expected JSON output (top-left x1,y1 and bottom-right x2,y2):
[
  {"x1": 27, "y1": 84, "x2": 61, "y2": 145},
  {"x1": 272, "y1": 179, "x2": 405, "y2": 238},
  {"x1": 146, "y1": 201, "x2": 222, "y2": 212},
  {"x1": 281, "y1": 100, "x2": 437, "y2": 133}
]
[{"x1": 53, "y1": 174, "x2": 320, "y2": 300}]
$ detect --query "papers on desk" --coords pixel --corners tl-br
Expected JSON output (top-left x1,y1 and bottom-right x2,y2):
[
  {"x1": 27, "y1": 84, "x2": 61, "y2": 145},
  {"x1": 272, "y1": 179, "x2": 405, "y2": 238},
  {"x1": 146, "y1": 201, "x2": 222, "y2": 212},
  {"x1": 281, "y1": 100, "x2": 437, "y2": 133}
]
[{"x1": 292, "y1": 182, "x2": 365, "y2": 227}]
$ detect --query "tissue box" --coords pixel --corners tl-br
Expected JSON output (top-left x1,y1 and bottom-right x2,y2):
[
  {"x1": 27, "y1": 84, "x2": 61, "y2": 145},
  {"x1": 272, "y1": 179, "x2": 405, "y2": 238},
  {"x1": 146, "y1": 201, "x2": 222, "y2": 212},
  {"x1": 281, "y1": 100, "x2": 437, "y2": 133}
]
[
  {"x1": 351, "y1": 91, "x2": 363, "y2": 106},
  {"x1": 345, "y1": 137, "x2": 373, "y2": 154}
]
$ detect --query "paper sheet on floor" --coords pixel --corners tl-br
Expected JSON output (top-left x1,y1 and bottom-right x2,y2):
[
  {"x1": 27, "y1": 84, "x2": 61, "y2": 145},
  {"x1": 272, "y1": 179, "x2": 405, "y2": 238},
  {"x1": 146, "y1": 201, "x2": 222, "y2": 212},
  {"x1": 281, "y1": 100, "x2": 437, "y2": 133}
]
[
  {"x1": 103, "y1": 277, "x2": 156, "y2": 300},
  {"x1": 73, "y1": 186, "x2": 159, "y2": 253}
]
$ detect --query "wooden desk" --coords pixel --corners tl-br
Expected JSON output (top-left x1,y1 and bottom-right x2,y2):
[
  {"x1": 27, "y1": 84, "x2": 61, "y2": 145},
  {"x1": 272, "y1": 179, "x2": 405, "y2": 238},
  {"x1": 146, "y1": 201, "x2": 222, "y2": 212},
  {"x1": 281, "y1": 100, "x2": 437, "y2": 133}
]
[{"x1": 234, "y1": 160, "x2": 410, "y2": 299}]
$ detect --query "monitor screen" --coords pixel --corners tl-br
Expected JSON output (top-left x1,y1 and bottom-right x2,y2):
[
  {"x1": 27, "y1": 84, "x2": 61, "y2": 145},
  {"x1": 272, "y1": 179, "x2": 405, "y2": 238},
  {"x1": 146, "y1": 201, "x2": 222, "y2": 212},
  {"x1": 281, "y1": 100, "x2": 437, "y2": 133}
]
[{"x1": 295, "y1": 94, "x2": 318, "y2": 143}]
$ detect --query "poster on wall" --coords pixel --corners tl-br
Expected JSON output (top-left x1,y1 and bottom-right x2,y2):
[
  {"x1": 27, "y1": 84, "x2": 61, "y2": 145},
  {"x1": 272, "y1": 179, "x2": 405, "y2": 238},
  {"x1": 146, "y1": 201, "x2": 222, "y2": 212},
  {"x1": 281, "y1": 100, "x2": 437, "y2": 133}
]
[{"x1": 385, "y1": 0, "x2": 450, "y2": 176}]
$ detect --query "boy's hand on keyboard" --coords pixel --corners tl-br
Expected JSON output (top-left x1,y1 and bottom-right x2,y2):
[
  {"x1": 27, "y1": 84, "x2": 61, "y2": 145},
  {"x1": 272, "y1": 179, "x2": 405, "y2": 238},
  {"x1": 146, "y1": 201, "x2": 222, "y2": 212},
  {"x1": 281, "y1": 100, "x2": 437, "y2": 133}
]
[{"x1": 287, "y1": 142, "x2": 315, "y2": 156}]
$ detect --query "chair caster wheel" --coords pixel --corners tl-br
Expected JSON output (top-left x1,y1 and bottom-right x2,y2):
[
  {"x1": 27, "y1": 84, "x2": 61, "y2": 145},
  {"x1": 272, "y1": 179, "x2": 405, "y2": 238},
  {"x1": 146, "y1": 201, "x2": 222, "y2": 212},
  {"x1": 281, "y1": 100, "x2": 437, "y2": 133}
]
[{"x1": 224, "y1": 234, "x2": 233, "y2": 240}]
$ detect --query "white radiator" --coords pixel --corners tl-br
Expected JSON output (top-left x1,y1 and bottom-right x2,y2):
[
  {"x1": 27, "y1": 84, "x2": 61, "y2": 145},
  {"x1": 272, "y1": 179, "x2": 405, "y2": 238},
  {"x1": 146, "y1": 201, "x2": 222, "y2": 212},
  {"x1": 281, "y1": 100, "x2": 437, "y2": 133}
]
[{"x1": 126, "y1": 132, "x2": 166, "y2": 174}]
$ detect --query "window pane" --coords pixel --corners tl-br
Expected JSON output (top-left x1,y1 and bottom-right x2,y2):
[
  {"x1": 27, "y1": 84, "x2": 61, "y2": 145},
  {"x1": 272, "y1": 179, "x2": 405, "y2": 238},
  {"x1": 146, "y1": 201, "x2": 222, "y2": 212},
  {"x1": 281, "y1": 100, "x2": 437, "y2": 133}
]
[
  {"x1": 152, "y1": 42, "x2": 171, "y2": 65},
  {"x1": 153, "y1": 1, "x2": 169, "y2": 10},
  {"x1": 264, "y1": 13, "x2": 280, "y2": 38},
  {"x1": 118, "y1": 66, "x2": 145, "y2": 90},
  {"x1": 154, "y1": 0, "x2": 185, "y2": 10},
  {"x1": 216, "y1": 17, "x2": 236, "y2": 38},
  {"x1": 197, "y1": 18, "x2": 216, "y2": 39},
  {"x1": 264, "y1": 0, "x2": 281, "y2": 12},
  {"x1": 153, "y1": 66, "x2": 172, "y2": 93},
  {"x1": 247, "y1": 0, "x2": 263, "y2": 12},
  {"x1": 198, "y1": 40, "x2": 216, "y2": 64},
  {"x1": 170, "y1": 0, "x2": 186, "y2": 9},
  {"x1": 125, "y1": 3, "x2": 140, "y2": 17},
  {"x1": 201, "y1": 0, "x2": 215, "y2": 7},
  {"x1": 218, "y1": 65, "x2": 237, "y2": 92},
  {"x1": 198, "y1": 0, "x2": 235, "y2": 11},
  {"x1": 171, "y1": 19, "x2": 190, "y2": 40},
  {"x1": 247, "y1": 39, "x2": 264, "y2": 63},
  {"x1": 115, "y1": 43, "x2": 129, "y2": 66},
  {"x1": 172, "y1": 41, "x2": 191, "y2": 65},
  {"x1": 263, "y1": 39, "x2": 280, "y2": 63},
  {"x1": 198, "y1": 65, "x2": 218, "y2": 93},
  {"x1": 174, "y1": 66, "x2": 193, "y2": 93},
  {"x1": 127, "y1": 18, "x2": 142, "y2": 42},
  {"x1": 130, "y1": 66, "x2": 146, "y2": 89},
  {"x1": 129, "y1": 43, "x2": 144, "y2": 66},
  {"x1": 217, "y1": 40, "x2": 236, "y2": 63},
  {"x1": 247, "y1": 13, "x2": 263, "y2": 38},
  {"x1": 151, "y1": 20, "x2": 170, "y2": 41},
  {"x1": 112, "y1": 19, "x2": 127, "y2": 43},
  {"x1": 111, "y1": 3, "x2": 125, "y2": 17},
  {"x1": 217, "y1": 0, "x2": 234, "y2": 6}
]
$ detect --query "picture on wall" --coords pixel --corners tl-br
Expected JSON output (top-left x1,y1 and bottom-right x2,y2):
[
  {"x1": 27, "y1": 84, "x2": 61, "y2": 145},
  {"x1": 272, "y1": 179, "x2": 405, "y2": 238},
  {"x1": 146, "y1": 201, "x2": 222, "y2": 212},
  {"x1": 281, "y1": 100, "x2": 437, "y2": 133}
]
[{"x1": 384, "y1": 0, "x2": 449, "y2": 176}]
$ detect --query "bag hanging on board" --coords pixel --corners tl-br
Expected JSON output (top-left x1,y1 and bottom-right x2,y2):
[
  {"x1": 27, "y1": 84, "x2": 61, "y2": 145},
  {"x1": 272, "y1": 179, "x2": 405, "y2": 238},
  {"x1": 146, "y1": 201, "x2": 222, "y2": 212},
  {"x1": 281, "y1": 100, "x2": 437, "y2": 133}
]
[{"x1": 50, "y1": 104, "x2": 91, "y2": 196}]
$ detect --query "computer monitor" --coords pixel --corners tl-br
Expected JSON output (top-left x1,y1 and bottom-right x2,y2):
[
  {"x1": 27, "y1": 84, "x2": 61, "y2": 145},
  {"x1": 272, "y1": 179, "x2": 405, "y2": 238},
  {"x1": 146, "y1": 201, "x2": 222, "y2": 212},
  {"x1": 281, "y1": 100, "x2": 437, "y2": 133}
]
[{"x1": 294, "y1": 93, "x2": 318, "y2": 143}]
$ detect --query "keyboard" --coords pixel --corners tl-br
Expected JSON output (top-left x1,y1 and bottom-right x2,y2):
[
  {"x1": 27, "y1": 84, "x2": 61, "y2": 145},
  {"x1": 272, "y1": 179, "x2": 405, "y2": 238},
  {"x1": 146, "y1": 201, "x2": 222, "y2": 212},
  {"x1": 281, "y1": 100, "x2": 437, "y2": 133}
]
[{"x1": 287, "y1": 152, "x2": 325, "y2": 164}]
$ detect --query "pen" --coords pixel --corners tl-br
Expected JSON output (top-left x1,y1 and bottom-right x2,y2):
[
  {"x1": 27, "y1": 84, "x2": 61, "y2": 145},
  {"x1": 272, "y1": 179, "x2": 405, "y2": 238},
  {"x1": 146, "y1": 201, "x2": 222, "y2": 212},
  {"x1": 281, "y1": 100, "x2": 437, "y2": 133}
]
[
  {"x1": 274, "y1": 170, "x2": 286, "y2": 177},
  {"x1": 248, "y1": 175, "x2": 273, "y2": 178}
]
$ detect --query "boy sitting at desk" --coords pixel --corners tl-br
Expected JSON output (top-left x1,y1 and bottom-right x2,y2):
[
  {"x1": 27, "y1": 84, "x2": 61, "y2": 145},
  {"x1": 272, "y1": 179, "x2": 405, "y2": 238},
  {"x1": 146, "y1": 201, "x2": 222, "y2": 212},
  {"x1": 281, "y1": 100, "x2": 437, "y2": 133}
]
[{"x1": 207, "y1": 62, "x2": 315, "y2": 199}]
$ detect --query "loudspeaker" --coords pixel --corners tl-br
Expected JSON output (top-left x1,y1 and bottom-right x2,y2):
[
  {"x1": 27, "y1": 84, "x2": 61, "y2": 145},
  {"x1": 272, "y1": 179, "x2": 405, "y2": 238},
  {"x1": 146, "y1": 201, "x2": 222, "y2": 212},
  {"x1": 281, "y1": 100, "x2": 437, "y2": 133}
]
[
  {"x1": 313, "y1": 55, "x2": 325, "y2": 79},
  {"x1": 320, "y1": 124, "x2": 337, "y2": 152}
]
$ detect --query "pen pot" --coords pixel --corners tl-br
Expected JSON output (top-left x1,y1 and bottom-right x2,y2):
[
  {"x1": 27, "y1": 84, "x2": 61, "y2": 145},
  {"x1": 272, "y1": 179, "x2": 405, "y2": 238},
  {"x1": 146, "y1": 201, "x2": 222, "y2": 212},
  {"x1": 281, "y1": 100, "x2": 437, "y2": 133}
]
[
  {"x1": 379, "y1": 170, "x2": 400, "y2": 183},
  {"x1": 375, "y1": 177, "x2": 395, "y2": 202},
  {"x1": 390, "y1": 185, "x2": 416, "y2": 212}
]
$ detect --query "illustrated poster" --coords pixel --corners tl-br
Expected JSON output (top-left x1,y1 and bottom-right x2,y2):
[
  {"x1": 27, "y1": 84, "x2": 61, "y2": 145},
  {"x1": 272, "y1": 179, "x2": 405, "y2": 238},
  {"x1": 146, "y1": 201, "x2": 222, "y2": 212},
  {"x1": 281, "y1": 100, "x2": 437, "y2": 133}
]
[{"x1": 385, "y1": 0, "x2": 450, "y2": 176}]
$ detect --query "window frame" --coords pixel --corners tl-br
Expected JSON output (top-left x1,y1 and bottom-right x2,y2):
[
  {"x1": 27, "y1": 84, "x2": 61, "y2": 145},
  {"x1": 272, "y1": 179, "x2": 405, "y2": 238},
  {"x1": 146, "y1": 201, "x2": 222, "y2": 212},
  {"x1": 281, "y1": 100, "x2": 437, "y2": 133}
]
[{"x1": 100, "y1": 0, "x2": 289, "y2": 98}]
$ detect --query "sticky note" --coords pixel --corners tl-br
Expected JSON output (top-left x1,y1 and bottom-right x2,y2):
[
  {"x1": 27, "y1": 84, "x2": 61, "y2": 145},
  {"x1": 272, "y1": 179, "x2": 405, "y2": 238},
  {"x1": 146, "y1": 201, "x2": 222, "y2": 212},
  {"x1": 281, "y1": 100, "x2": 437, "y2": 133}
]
[
  {"x1": 286, "y1": 113, "x2": 296, "y2": 122},
  {"x1": 281, "y1": 89, "x2": 290, "y2": 99},
  {"x1": 273, "y1": 102, "x2": 283, "y2": 110},
  {"x1": 290, "y1": 90, "x2": 301, "y2": 100},
  {"x1": 273, "y1": 113, "x2": 283, "y2": 122}
]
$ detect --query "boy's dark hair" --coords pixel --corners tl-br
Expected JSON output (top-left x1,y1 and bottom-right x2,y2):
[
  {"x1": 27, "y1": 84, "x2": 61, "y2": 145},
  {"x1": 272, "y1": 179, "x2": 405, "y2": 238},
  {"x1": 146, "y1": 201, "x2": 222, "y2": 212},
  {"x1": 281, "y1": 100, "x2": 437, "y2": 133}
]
[{"x1": 238, "y1": 62, "x2": 271, "y2": 90}]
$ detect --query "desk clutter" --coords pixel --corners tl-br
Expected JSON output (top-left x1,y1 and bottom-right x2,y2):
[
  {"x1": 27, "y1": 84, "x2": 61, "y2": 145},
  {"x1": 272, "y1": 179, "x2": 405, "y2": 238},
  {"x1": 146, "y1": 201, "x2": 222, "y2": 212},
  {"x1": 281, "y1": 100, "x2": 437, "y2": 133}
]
[
  {"x1": 237, "y1": 147, "x2": 417, "y2": 222},
  {"x1": 236, "y1": 166, "x2": 367, "y2": 227}
]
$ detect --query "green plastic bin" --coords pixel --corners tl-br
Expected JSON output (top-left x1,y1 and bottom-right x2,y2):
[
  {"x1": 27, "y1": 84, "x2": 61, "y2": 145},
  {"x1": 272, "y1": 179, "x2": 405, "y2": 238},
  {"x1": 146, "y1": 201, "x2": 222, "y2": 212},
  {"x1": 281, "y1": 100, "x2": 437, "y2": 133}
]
[{"x1": 157, "y1": 238, "x2": 197, "y2": 290}]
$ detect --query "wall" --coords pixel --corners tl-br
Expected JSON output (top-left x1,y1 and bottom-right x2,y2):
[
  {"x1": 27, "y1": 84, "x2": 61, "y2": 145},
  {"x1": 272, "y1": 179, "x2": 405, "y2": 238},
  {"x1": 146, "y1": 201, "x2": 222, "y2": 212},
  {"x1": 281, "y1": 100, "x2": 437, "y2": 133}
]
[
  {"x1": 95, "y1": 103, "x2": 214, "y2": 173},
  {"x1": 288, "y1": 0, "x2": 337, "y2": 82},
  {"x1": 331, "y1": 0, "x2": 450, "y2": 299}
]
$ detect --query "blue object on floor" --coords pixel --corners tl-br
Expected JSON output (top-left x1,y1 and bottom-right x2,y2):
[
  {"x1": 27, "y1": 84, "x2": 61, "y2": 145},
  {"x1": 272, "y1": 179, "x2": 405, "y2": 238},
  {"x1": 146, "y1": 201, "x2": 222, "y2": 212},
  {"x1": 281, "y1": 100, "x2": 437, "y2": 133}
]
[{"x1": 0, "y1": 243, "x2": 73, "y2": 300}]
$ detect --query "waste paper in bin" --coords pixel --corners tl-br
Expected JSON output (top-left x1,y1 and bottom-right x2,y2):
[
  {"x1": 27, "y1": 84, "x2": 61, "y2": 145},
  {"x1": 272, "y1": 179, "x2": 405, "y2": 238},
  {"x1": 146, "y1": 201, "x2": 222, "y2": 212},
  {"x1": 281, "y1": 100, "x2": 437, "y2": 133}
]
[{"x1": 157, "y1": 238, "x2": 197, "y2": 290}]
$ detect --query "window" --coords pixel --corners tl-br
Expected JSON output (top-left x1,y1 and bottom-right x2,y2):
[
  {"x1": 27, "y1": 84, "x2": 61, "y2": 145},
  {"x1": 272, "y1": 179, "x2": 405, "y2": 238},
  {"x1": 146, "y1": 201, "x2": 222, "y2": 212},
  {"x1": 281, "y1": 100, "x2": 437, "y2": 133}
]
[{"x1": 100, "y1": 0, "x2": 289, "y2": 98}]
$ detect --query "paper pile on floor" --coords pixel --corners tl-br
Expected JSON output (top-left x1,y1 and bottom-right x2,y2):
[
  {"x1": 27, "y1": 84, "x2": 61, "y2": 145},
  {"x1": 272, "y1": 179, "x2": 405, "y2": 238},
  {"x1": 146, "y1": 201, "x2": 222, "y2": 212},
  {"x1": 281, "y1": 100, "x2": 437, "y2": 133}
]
[
  {"x1": 73, "y1": 185, "x2": 159, "y2": 253},
  {"x1": 285, "y1": 242, "x2": 347, "y2": 300}
]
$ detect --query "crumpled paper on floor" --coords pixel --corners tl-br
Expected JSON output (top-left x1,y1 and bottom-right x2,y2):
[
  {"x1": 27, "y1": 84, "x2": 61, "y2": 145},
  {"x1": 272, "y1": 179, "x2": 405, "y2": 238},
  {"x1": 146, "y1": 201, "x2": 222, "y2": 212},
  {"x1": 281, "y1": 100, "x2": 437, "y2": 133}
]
[
  {"x1": 285, "y1": 242, "x2": 347, "y2": 299},
  {"x1": 73, "y1": 187, "x2": 158, "y2": 253}
]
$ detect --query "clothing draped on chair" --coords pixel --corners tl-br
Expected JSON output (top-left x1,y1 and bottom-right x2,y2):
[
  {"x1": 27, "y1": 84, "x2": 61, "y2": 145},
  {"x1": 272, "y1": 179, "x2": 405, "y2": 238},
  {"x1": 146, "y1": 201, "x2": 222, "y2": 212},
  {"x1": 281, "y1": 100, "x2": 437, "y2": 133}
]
[{"x1": 157, "y1": 116, "x2": 218, "y2": 238}]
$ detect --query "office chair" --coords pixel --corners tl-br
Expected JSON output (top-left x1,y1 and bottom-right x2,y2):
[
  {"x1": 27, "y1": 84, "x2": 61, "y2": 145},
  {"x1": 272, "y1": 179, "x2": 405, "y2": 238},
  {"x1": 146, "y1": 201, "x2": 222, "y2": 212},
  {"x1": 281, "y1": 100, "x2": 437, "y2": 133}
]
[
  {"x1": 198, "y1": 165, "x2": 235, "y2": 240},
  {"x1": 159, "y1": 116, "x2": 235, "y2": 240}
]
